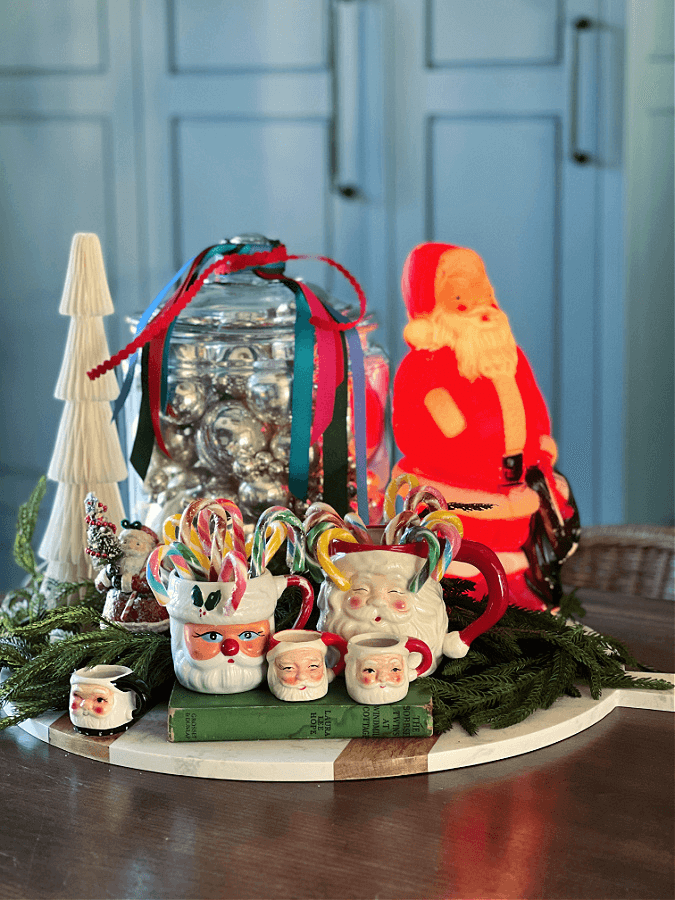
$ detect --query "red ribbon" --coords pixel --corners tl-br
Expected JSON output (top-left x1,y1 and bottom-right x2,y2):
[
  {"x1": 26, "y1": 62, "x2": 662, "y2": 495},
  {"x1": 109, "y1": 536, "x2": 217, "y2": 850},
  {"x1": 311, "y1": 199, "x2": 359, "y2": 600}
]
[{"x1": 87, "y1": 246, "x2": 366, "y2": 382}]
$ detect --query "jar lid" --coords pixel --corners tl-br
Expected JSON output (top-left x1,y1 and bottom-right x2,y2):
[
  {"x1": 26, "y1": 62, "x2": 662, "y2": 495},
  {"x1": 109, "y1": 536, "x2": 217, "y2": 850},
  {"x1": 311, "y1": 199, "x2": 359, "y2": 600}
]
[{"x1": 127, "y1": 234, "x2": 372, "y2": 341}]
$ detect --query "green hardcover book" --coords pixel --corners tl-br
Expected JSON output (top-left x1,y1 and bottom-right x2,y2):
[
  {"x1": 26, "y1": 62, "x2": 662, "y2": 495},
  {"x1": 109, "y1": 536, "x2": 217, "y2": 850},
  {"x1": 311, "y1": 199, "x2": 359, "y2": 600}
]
[{"x1": 167, "y1": 678, "x2": 433, "y2": 742}]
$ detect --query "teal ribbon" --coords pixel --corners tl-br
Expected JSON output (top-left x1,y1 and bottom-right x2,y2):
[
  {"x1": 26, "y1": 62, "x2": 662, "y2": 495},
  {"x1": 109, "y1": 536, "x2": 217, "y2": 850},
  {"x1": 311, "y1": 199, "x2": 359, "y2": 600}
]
[{"x1": 283, "y1": 280, "x2": 316, "y2": 501}]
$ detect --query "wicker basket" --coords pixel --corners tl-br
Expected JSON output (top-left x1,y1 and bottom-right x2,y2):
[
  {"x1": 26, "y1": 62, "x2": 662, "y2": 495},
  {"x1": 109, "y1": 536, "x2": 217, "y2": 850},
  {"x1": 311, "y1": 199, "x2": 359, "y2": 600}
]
[{"x1": 561, "y1": 525, "x2": 675, "y2": 601}]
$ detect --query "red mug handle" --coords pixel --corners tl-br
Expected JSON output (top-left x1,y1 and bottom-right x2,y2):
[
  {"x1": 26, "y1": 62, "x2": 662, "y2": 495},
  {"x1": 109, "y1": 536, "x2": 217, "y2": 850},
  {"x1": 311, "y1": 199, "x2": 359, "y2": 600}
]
[
  {"x1": 286, "y1": 575, "x2": 315, "y2": 630},
  {"x1": 452, "y1": 539, "x2": 509, "y2": 650},
  {"x1": 404, "y1": 637, "x2": 433, "y2": 678},
  {"x1": 320, "y1": 632, "x2": 349, "y2": 675}
]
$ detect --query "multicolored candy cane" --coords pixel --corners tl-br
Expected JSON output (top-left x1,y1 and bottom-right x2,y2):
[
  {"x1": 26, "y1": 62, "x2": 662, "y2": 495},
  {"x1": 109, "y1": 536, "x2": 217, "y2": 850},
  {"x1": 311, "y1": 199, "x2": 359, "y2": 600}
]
[
  {"x1": 399, "y1": 525, "x2": 441, "y2": 593},
  {"x1": 343, "y1": 511, "x2": 373, "y2": 544},
  {"x1": 421, "y1": 509, "x2": 464, "y2": 578},
  {"x1": 302, "y1": 501, "x2": 346, "y2": 534},
  {"x1": 249, "y1": 506, "x2": 306, "y2": 578},
  {"x1": 383, "y1": 509, "x2": 419, "y2": 546},
  {"x1": 180, "y1": 498, "x2": 245, "y2": 558},
  {"x1": 161, "y1": 511, "x2": 212, "y2": 576},
  {"x1": 146, "y1": 540, "x2": 205, "y2": 603},
  {"x1": 403, "y1": 485, "x2": 447, "y2": 515},
  {"x1": 383, "y1": 473, "x2": 419, "y2": 521},
  {"x1": 315, "y1": 527, "x2": 359, "y2": 591},
  {"x1": 218, "y1": 550, "x2": 249, "y2": 611}
]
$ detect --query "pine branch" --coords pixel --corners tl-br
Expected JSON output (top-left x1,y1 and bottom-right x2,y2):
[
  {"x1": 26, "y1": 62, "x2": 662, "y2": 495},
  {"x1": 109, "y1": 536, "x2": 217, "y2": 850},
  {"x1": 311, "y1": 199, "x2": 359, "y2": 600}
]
[
  {"x1": 12, "y1": 476, "x2": 47, "y2": 578},
  {"x1": 0, "y1": 605, "x2": 173, "y2": 731},
  {"x1": 430, "y1": 583, "x2": 673, "y2": 734}
]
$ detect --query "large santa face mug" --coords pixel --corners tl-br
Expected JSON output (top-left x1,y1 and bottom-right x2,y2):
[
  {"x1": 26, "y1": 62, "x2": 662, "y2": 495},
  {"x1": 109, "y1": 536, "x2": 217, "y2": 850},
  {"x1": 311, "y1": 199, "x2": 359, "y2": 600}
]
[
  {"x1": 69, "y1": 665, "x2": 150, "y2": 736},
  {"x1": 160, "y1": 569, "x2": 315, "y2": 694},
  {"x1": 317, "y1": 538, "x2": 509, "y2": 675},
  {"x1": 344, "y1": 633, "x2": 433, "y2": 705},
  {"x1": 266, "y1": 629, "x2": 348, "y2": 702}
]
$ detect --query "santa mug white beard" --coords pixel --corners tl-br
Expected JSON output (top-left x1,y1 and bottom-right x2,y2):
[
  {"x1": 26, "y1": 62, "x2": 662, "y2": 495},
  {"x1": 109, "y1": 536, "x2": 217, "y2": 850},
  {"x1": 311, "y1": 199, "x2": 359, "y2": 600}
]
[
  {"x1": 165, "y1": 571, "x2": 315, "y2": 694},
  {"x1": 344, "y1": 633, "x2": 433, "y2": 705},
  {"x1": 317, "y1": 541, "x2": 510, "y2": 673},
  {"x1": 69, "y1": 665, "x2": 150, "y2": 735},
  {"x1": 171, "y1": 628, "x2": 270, "y2": 695},
  {"x1": 266, "y1": 629, "x2": 348, "y2": 702},
  {"x1": 316, "y1": 547, "x2": 447, "y2": 675}
]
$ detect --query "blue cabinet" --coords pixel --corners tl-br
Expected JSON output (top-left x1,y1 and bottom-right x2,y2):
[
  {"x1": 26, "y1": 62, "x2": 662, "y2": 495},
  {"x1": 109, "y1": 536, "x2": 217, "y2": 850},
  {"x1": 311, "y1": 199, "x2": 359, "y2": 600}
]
[{"x1": 0, "y1": 0, "x2": 669, "y2": 591}]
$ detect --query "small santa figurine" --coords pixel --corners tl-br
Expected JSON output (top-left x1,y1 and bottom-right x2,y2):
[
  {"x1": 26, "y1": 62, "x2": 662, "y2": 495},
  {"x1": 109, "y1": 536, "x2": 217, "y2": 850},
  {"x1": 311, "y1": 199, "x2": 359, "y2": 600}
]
[
  {"x1": 392, "y1": 243, "x2": 579, "y2": 609},
  {"x1": 85, "y1": 495, "x2": 169, "y2": 632}
]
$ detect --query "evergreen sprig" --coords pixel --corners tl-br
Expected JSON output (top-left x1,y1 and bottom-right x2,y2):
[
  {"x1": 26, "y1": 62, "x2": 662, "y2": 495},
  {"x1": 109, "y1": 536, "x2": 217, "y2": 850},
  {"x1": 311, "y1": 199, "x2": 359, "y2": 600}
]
[
  {"x1": 1, "y1": 481, "x2": 671, "y2": 737},
  {"x1": 0, "y1": 607, "x2": 175, "y2": 731},
  {"x1": 428, "y1": 581, "x2": 672, "y2": 734},
  {"x1": 12, "y1": 475, "x2": 47, "y2": 578}
]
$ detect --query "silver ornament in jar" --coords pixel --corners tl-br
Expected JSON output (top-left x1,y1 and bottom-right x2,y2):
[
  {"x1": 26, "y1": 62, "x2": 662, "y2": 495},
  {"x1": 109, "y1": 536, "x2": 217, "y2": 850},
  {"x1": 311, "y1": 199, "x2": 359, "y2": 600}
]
[{"x1": 125, "y1": 234, "x2": 390, "y2": 530}]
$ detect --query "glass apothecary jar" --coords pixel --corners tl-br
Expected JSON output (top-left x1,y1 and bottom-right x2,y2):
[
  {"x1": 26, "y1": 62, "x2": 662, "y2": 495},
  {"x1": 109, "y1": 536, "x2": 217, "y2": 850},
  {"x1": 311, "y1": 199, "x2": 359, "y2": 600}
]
[{"x1": 125, "y1": 235, "x2": 390, "y2": 534}]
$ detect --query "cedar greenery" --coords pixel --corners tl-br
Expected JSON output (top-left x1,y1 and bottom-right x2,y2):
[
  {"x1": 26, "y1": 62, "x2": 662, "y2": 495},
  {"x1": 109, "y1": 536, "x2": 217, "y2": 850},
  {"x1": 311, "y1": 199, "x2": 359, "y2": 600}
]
[
  {"x1": 0, "y1": 479, "x2": 671, "y2": 735},
  {"x1": 429, "y1": 578, "x2": 672, "y2": 734}
]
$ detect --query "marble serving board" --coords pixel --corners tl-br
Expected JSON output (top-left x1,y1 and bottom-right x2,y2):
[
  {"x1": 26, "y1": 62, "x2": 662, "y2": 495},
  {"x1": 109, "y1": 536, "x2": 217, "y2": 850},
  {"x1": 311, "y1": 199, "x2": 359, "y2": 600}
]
[{"x1": 19, "y1": 675, "x2": 674, "y2": 782}]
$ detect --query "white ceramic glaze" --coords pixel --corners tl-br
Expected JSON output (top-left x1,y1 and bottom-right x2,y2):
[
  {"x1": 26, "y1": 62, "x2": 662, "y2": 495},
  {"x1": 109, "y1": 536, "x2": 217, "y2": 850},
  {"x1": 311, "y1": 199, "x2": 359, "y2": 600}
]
[
  {"x1": 266, "y1": 629, "x2": 348, "y2": 701},
  {"x1": 344, "y1": 632, "x2": 433, "y2": 704},
  {"x1": 317, "y1": 540, "x2": 509, "y2": 674},
  {"x1": 69, "y1": 665, "x2": 148, "y2": 735},
  {"x1": 165, "y1": 571, "x2": 314, "y2": 694}
]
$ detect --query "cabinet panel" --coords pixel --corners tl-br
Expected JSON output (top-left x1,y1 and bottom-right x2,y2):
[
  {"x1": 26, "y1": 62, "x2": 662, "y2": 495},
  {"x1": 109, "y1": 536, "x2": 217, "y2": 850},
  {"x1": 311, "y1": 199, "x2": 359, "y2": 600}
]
[
  {"x1": 0, "y1": 0, "x2": 107, "y2": 73},
  {"x1": 429, "y1": 0, "x2": 561, "y2": 66},
  {"x1": 173, "y1": 117, "x2": 330, "y2": 261},
  {"x1": 170, "y1": 0, "x2": 328, "y2": 72},
  {"x1": 429, "y1": 115, "x2": 559, "y2": 402},
  {"x1": 0, "y1": 116, "x2": 112, "y2": 469}
]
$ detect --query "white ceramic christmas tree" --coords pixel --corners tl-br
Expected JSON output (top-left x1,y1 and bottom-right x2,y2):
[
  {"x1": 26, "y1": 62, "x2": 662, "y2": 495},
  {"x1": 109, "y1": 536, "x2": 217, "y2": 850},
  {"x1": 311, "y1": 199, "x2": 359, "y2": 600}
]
[{"x1": 39, "y1": 233, "x2": 127, "y2": 603}]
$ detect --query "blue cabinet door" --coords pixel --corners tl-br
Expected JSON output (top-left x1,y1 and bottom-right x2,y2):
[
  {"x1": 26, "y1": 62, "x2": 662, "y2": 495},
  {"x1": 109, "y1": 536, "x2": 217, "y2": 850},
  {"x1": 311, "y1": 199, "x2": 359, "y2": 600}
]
[
  {"x1": 386, "y1": 0, "x2": 624, "y2": 526},
  {"x1": 0, "y1": 0, "x2": 628, "y2": 591}
]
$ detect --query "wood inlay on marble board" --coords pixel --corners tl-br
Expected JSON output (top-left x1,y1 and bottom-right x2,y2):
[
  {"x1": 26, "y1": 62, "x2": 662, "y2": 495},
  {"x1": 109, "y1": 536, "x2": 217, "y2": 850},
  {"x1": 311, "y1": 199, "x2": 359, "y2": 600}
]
[
  {"x1": 48, "y1": 713, "x2": 121, "y2": 762},
  {"x1": 333, "y1": 735, "x2": 440, "y2": 781}
]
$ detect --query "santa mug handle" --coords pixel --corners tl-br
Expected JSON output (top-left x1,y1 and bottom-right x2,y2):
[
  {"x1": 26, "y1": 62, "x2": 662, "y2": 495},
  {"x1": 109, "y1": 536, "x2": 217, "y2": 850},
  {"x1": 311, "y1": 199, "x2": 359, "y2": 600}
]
[
  {"x1": 319, "y1": 632, "x2": 349, "y2": 676},
  {"x1": 444, "y1": 540, "x2": 509, "y2": 658},
  {"x1": 404, "y1": 637, "x2": 434, "y2": 679},
  {"x1": 111, "y1": 674, "x2": 151, "y2": 723},
  {"x1": 284, "y1": 574, "x2": 315, "y2": 630}
]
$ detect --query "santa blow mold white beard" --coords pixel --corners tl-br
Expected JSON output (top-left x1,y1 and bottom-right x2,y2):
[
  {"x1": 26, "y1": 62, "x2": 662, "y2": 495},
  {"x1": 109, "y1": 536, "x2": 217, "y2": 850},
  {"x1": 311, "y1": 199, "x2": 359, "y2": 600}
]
[
  {"x1": 406, "y1": 306, "x2": 518, "y2": 381},
  {"x1": 316, "y1": 551, "x2": 447, "y2": 675}
]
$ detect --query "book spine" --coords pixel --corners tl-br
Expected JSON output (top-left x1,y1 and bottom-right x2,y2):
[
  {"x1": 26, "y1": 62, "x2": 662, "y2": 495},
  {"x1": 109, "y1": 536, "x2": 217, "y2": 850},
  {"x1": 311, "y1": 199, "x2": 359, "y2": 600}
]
[{"x1": 168, "y1": 702, "x2": 433, "y2": 742}]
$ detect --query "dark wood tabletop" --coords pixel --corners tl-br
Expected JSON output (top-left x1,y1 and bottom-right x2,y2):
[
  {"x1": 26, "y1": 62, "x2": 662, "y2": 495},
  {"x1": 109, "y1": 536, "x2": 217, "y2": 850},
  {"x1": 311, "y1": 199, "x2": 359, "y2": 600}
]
[{"x1": 1, "y1": 588, "x2": 673, "y2": 900}]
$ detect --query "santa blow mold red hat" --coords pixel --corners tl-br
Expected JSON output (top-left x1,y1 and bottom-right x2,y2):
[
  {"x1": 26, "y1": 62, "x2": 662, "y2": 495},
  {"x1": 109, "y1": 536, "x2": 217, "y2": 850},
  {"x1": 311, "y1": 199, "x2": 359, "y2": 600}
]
[{"x1": 401, "y1": 243, "x2": 499, "y2": 319}]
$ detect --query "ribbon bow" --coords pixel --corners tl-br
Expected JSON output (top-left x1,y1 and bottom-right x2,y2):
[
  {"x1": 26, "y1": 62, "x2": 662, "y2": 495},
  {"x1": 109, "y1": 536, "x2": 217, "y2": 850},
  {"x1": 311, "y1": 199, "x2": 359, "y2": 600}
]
[{"x1": 88, "y1": 241, "x2": 369, "y2": 521}]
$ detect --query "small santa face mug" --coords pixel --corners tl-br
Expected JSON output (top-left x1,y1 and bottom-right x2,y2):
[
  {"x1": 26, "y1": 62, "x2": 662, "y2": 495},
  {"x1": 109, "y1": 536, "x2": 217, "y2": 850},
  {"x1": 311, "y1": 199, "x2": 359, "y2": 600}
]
[
  {"x1": 344, "y1": 633, "x2": 433, "y2": 705},
  {"x1": 164, "y1": 570, "x2": 315, "y2": 694},
  {"x1": 266, "y1": 630, "x2": 348, "y2": 702},
  {"x1": 69, "y1": 665, "x2": 150, "y2": 736}
]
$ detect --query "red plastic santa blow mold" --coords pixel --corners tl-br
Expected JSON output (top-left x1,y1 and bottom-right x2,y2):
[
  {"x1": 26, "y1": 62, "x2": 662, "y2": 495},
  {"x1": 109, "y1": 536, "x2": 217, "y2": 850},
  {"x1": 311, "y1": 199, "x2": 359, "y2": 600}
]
[{"x1": 392, "y1": 243, "x2": 580, "y2": 610}]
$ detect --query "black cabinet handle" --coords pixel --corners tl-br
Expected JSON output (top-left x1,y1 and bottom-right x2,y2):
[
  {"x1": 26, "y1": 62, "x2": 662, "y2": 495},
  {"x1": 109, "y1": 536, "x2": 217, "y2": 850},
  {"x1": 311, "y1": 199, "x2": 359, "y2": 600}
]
[{"x1": 570, "y1": 17, "x2": 594, "y2": 165}]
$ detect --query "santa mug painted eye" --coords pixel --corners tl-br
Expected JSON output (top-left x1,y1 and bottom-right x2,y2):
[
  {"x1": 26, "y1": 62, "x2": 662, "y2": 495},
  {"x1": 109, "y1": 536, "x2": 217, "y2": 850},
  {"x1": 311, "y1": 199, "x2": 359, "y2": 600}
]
[
  {"x1": 164, "y1": 570, "x2": 314, "y2": 694},
  {"x1": 266, "y1": 630, "x2": 348, "y2": 702},
  {"x1": 69, "y1": 665, "x2": 150, "y2": 735},
  {"x1": 317, "y1": 539, "x2": 508, "y2": 675},
  {"x1": 344, "y1": 633, "x2": 433, "y2": 705}
]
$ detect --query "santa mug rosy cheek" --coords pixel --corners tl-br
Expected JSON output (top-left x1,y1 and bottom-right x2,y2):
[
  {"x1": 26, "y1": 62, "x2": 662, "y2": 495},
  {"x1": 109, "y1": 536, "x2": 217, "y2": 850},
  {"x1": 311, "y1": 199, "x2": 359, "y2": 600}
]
[
  {"x1": 69, "y1": 665, "x2": 150, "y2": 735},
  {"x1": 344, "y1": 633, "x2": 433, "y2": 705},
  {"x1": 164, "y1": 570, "x2": 315, "y2": 694},
  {"x1": 266, "y1": 630, "x2": 348, "y2": 702}
]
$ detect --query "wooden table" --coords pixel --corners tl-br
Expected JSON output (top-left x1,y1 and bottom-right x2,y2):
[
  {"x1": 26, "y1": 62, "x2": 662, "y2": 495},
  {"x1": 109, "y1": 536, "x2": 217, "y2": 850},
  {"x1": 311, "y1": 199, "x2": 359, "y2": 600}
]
[{"x1": 1, "y1": 589, "x2": 673, "y2": 900}]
